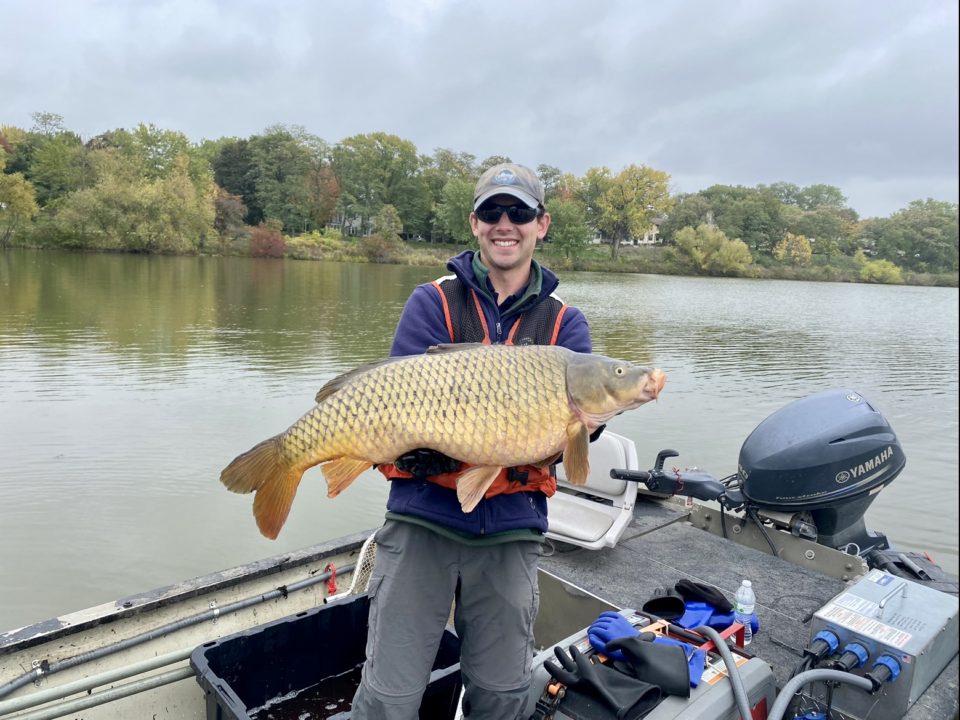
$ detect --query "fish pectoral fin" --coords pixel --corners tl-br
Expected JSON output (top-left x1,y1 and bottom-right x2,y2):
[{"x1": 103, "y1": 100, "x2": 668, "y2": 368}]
[
  {"x1": 562, "y1": 422, "x2": 590, "y2": 485},
  {"x1": 322, "y1": 457, "x2": 374, "y2": 498},
  {"x1": 456, "y1": 466, "x2": 502, "y2": 513}
]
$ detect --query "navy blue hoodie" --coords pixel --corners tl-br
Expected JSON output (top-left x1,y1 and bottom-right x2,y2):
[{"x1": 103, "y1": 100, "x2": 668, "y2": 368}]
[{"x1": 384, "y1": 250, "x2": 592, "y2": 536}]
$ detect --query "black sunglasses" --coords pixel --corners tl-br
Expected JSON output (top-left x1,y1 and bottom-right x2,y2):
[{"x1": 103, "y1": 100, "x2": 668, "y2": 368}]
[{"x1": 475, "y1": 204, "x2": 542, "y2": 225}]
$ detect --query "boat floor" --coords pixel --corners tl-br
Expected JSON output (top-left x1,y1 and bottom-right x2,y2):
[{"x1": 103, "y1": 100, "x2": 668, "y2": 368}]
[{"x1": 540, "y1": 495, "x2": 959, "y2": 720}]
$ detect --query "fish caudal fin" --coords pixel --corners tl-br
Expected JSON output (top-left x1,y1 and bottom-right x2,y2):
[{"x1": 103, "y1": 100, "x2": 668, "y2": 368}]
[
  {"x1": 322, "y1": 458, "x2": 374, "y2": 498},
  {"x1": 562, "y1": 422, "x2": 590, "y2": 485},
  {"x1": 456, "y1": 466, "x2": 502, "y2": 513},
  {"x1": 220, "y1": 436, "x2": 304, "y2": 540}
]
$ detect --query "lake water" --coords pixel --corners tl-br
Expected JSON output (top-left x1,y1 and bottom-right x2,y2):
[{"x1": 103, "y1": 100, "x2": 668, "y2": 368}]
[{"x1": 1, "y1": 248, "x2": 957, "y2": 631}]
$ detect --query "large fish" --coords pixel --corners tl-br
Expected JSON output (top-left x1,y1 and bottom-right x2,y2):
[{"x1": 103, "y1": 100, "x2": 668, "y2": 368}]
[{"x1": 221, "y1": 344, "x2": 666, "y2": 539}]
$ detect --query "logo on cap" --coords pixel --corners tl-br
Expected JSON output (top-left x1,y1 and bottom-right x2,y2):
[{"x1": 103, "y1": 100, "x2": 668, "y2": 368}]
[{"x1": 493, "y1": 169, "x2": 518, "y2": 186}]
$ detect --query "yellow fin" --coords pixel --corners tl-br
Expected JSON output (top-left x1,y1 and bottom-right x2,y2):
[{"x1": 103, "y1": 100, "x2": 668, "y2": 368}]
[
  {"x1": 562, "y1": 422, "x2": 590, "y2": 485},
  {"x1": 322, "y1": 457, "x2": 374, "y2": 498},
  {"x1": 220, "y1": 436, "x2": 303, "y2": 540},
  {"x1": 315, "y1": 358, "x2": 403, "y2": 403},
  {"x1": 456, "y1": 465, "x2": 502, "y2": 513}
]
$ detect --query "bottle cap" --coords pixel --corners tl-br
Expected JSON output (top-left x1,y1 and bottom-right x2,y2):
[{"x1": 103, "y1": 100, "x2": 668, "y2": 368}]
[{"x1": 742, "y1": 580, "x2": 752, "y2": 587}]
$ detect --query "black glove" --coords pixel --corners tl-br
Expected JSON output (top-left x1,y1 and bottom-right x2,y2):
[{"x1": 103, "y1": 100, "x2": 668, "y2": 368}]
[
  {"x1": 589, "y1": 424, "x2": 607, "y2": 442},
  {"x1": 392, "y1": 448, "x2": 461, "y2": 478},
  {"x1": 605, "y1": 636, "x2": 692, "y2": 698},
  {"x1": 640, "y1": 586, "x2": 686, "y2": 621},
  {"x1": 675, "y1": 579, "x2": 734, "y2": 613},
  {"x1": 544, "y1": 645, "x2": 661, "y2": 720}
]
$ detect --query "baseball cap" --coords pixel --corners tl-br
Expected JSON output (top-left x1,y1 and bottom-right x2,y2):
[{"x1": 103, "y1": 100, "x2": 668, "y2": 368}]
[{"x1": 473, "y1": 163, "x2": 545, "y2": 210}]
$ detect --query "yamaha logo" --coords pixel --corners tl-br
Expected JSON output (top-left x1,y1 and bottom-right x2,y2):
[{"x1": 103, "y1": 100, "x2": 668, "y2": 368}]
[
  {"x1": 494, "y1": 169, "x2": 517, "y2": 185},
  {"x1": 835, "y1": 470, "x2": 851, "y2": 484}
]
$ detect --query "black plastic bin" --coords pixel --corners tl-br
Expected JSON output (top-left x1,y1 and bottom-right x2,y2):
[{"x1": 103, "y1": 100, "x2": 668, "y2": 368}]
[{"x1": 190, "y1": 593, "x2": 462, "y2": 720}]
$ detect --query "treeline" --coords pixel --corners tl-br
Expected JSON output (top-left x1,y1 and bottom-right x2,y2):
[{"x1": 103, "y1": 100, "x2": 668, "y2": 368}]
[{"x1": 1, "y1": 112, "x2": 957, "y2": 285}]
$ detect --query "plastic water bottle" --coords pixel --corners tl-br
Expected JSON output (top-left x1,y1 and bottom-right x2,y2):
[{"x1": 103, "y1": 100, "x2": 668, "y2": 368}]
[{"x1": 734, "y1": 580, "x2": 756, "y2": 645}]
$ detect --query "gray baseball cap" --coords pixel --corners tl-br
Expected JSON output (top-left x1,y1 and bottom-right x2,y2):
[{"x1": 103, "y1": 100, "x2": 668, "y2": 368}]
[{"x1": 473, "y1": 163, "x2": 545, "y2": 210}]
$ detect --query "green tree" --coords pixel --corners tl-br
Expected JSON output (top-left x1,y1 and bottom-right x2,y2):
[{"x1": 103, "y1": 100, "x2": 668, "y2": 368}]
[
  {"x1": 702, "y1": 185, "x2": 785, "y2": 254},
  {"x1": 673, "y1": 224, "x2": 753, "y2": 276},
  {"x1": 658, "y1": 193, "x2": 714, "y2": 241},
  {"x1": 29, "y1": 131, "x2": 92, "y2": 204},
  {"x1": 589, "y1": 164, "x2": 672, "y2": 259},
  {"x1": 796, "y1": 184, "x2": 847, "y2": 211},
  {"x1": 333, "y1": 132, "x2": 428, "y2": 236},
  {"x1": 477, "y1": 155, "x2": 512, "y2": 173},
  {"x1": 859, "y1": 258, "x2": 903, "y2": 284},
  {"x1": 868, "y1": 199, "x2": 959, "y2": 273},
  {"x1": 0, "y1": 171, "x2": 40, "y2": 244},
  {"x1": 434, "y1": 177, "x2": 474, "y2": 244},
  {"x1": 537, "y1": 164, "x2": 564, "y2": 204},
  {"x1": 212, "y1": 138, "x2": 261, "y2": 224},
  {"x1": 247, "y1": 125, "x2": 316, "y2": 232},
  {"x1": 545, "y1": 197, "x2": 591, "y2": 258}
]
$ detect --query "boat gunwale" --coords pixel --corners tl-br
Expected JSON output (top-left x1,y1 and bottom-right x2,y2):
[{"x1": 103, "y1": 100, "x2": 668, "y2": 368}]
[{"x1": 0, "y1": 531, "x2": 371, "y2": 655}]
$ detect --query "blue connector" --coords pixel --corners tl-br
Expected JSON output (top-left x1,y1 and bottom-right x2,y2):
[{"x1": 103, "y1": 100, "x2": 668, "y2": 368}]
[
  {"x1": 834, "y1": 642, "x2": 869, "y2": 671},
  {"x1": 806, "y1": 629, "x2": 840, "y2": 661},
  {"x1": 867, "y1": 655, "x2": 902, "y2": 690}
]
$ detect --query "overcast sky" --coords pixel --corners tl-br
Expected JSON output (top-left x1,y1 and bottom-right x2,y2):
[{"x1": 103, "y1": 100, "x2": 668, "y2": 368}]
[{"x1": 3, "y1": 0, "x2": 957, "y2": 218}]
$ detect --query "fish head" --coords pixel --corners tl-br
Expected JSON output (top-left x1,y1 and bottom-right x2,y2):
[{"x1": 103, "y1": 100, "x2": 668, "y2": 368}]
[{"x1": 566, "y1": 354, "x2": 667, "y2": 427}]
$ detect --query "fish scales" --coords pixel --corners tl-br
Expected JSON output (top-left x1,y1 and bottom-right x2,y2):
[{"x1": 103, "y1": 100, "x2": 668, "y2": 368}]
[
  {"x1": 295, "y1": 345, "x2": 570, "y2": 466},
  {"x1": 220, "y1": 343, "x2": 666, "y2": 539}
]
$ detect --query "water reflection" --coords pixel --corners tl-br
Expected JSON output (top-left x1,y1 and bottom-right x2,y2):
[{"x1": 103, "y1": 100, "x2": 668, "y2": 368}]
[{"x1": 0, "y1": 249, "x2": 956, "y2": 631}]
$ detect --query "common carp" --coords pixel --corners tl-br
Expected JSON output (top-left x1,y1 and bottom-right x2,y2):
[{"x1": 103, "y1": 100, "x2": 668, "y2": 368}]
[{"x1": 221, "y1": 343, "x2": 666, "y2": 539}]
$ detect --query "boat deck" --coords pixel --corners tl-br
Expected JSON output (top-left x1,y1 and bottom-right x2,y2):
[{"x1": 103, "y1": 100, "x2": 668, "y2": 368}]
[{"x1": 540, "y1": 495, "x2": 960, "y2": 720}]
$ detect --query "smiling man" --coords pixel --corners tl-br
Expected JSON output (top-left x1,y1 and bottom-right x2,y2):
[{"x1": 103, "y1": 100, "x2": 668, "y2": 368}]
[{"x1": 349, "y1": 163, "x2": 593, "y2": 719}]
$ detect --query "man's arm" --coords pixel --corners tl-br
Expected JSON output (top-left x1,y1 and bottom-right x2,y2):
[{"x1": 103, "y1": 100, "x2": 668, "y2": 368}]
[
  {"x1": 555, "y1": 306, "x2": 592, "y2": 354},
  {"x1": 389, "y1": 285, "x2": 453, "y2": 358}
]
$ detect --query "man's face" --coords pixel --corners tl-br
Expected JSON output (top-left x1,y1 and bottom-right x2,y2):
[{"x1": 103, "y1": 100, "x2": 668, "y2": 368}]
[{"x1": 470, "y1": 194, "x2": 551, "y2": 274}]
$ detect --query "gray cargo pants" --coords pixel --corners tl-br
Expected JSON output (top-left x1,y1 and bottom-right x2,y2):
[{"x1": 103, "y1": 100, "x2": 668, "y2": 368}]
[{"x1": 350, "y1": 520, "x2": 542, "y2": 720}]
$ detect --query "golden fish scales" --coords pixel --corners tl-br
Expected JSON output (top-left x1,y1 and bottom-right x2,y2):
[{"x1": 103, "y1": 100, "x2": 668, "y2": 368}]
[
  {"x1": 221, "y1": 343, "x2": 666, "y2": 539},
  {"x1": 288, "y1": 344, "x2": 571, "y2": 469}
]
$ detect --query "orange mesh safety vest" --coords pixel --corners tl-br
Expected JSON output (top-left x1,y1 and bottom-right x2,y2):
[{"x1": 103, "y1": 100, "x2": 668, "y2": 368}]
[{"x1": 380, "y1": 275, "x2": 569, "y2": 499}]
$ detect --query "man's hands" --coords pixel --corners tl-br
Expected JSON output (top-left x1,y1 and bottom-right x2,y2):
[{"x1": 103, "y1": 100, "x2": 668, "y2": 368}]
[{"x1": 393, "y1": 449, "x2": 461, "y2": 477}]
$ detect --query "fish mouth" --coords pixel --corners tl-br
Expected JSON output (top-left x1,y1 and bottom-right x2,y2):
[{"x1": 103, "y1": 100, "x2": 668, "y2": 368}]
[{"x1": 645, "y1": 369, "x2": 667, "y2": 401}]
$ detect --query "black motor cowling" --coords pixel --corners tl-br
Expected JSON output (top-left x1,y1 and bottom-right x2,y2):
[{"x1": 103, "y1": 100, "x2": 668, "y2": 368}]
[{"x1": 737, "y1": 389, "x2": 905, "y2": 550}]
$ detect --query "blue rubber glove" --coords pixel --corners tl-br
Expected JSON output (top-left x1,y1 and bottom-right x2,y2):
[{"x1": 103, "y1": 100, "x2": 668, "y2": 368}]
[
  {"x1": 587, "y1": 611, "x2": 645, "y2": 661},
  {"x1": 706, "y1": 610, "x2": 760, "y2": 634},
  {"x1": 675, "y1": 601, "x2": 715, "y2": 630}
]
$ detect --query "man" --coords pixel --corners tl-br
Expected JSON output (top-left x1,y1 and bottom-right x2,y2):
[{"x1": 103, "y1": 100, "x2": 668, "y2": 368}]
[{"x1": 350, "y1": 163, "x2": 592, "y2": 719}]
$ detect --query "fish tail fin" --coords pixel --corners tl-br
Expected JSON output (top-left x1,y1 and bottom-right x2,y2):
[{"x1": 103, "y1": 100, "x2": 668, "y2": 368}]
[
  {"x1": 220, "y1": 436, "x2": 303, "y2": 540},
  {"x1": 322, "y1": 457, "x2": 374, "y2": 498},
  {"x1": 456, "y1": 465, "x2": 502, "y2": 513}
]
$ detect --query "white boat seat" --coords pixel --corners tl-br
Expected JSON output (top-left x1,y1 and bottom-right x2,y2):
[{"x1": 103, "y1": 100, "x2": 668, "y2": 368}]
[{"x1": 546, "y1": 430, "x2": 640, "y2": 550}]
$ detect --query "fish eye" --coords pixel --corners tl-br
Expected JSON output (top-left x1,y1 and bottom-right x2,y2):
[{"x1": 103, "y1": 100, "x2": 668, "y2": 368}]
[{"x1": 615, "y1": 366, "x2": 625, "y2": 376}]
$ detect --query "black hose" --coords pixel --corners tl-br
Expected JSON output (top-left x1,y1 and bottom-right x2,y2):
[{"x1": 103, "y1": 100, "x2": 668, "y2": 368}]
[{"x1": 746, "y1": 505, "x2": 780, "y2": 556}]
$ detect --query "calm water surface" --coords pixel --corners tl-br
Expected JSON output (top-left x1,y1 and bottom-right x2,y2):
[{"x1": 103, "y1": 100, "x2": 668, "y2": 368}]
[{"x1": 1, "y1": 249, "x2": 957, "y2": 631}]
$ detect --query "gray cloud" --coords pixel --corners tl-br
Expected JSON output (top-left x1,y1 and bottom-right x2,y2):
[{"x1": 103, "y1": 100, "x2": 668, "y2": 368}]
[{"x1": 2, "y1": 0, "x2": 956, "y2": 217}]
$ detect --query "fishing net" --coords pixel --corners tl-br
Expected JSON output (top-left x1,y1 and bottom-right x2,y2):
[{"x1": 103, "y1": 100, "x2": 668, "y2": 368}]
[{"x1": 326, "y1": 532, "x2": 378, "y2": 602}]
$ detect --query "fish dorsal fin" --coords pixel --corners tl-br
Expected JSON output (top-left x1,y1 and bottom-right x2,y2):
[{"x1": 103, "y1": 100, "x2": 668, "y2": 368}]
[
  {"x1": 315, "y1": 357, "x2": 404, "y2": 403},
  {"x1": 426, "y1": 343, "x2": 488, "y2": 354}
]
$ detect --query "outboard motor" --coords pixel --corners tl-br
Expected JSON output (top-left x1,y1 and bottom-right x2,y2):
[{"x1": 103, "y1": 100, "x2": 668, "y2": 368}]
[
  {"x1": 737, "y1": 389, "x2": 905, "y2": 553},
  {"x1": 613, "y1": 388, "x2": 957, "y2": 592}
]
